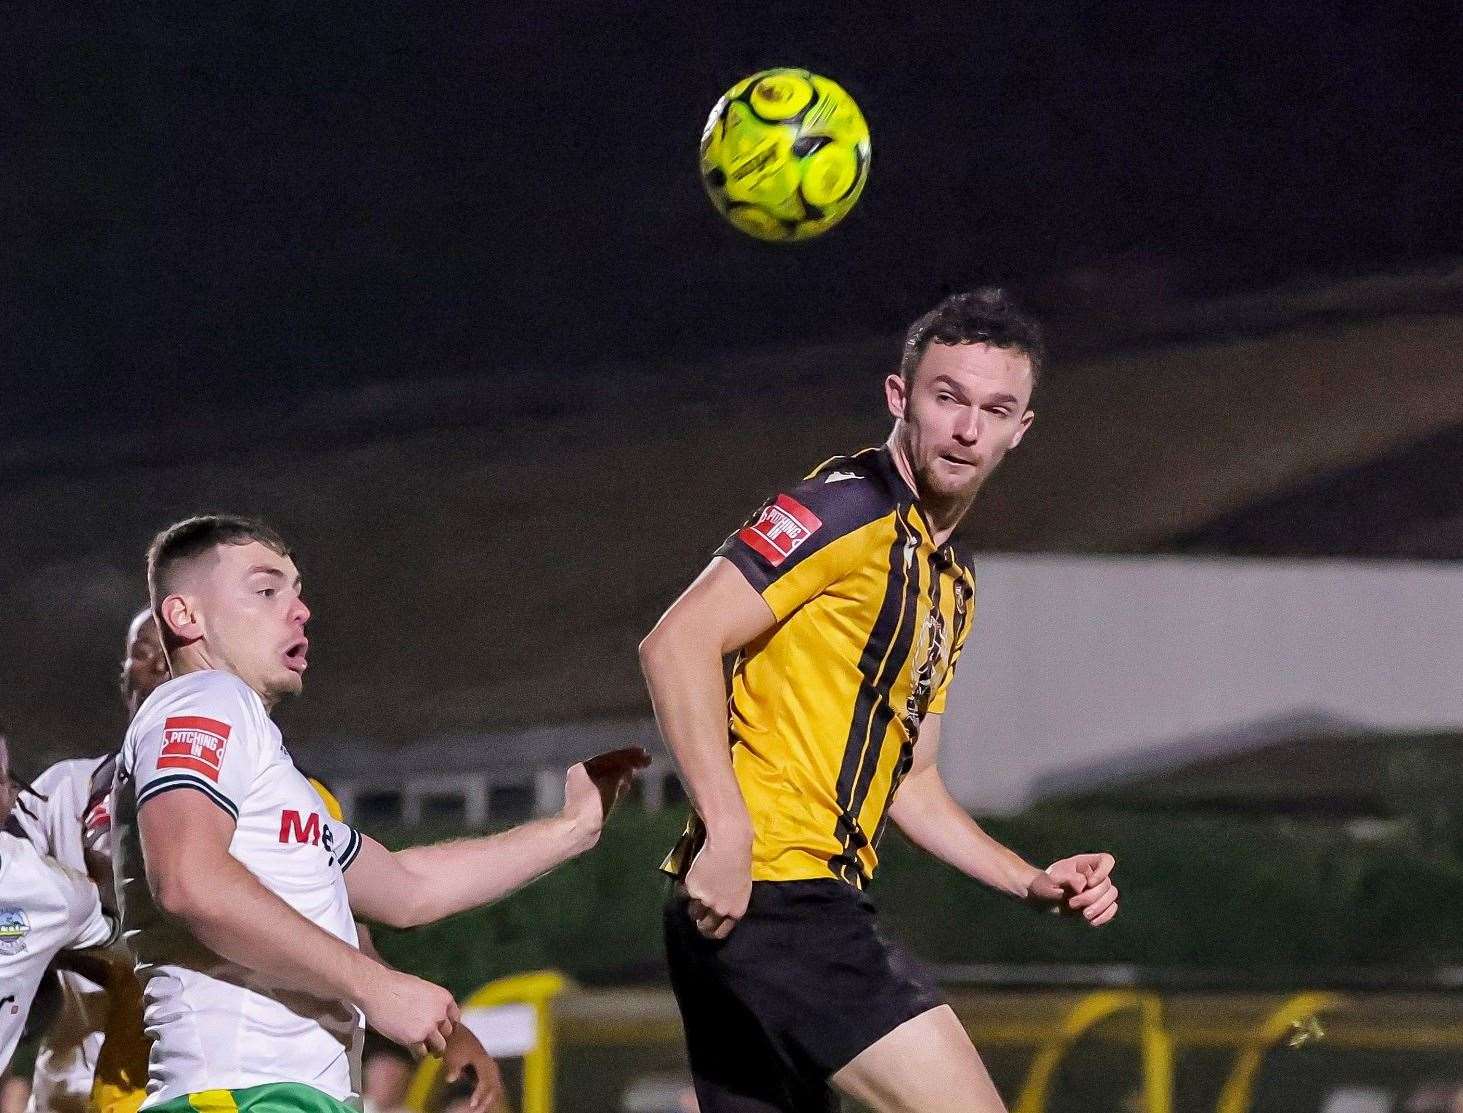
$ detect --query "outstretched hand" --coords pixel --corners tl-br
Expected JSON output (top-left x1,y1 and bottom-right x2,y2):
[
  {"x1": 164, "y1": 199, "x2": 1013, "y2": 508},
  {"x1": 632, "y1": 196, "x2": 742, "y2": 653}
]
[
  {"x1": 1026, "y1": 852, "x2": 1119, "y2": 927},
  {"x1": 562, "y1": 746, "x2": 652, "y2": 846}
]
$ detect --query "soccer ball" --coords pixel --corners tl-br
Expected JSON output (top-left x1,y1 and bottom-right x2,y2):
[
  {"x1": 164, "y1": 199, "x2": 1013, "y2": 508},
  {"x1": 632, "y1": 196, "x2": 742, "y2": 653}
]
[{"x1": 700, "y1": 68, "x2": 871, "y2": 242}]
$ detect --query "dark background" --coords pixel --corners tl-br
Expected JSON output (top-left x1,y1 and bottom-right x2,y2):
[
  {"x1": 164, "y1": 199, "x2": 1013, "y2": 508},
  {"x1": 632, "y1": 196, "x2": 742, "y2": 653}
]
[
  {"x1": 5, "y1": 9, "x2": 1463, "y2": 1105},
  {"x1": 5, "y1": 1, "x2": 1458, "y2": 439}
]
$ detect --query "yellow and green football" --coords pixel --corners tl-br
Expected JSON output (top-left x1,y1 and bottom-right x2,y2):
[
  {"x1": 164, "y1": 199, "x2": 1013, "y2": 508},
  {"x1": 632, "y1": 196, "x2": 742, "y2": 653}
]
[{"x1": 700, "y1": 68, "x2": 871, "y2": 242}]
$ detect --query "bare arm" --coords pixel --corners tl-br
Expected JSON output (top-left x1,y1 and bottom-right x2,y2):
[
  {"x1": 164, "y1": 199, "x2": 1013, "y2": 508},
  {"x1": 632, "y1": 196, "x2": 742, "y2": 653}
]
[
  {"x1": 139, "y1": 789, "x2": 460, "y2": 1054},
  {"x1": 888, "y1": 715, "x2": 1042, "y2": 899},
  {"x1": 638, "y1": 557, "x2": 777, "y2": 938},
  {"x1": 889, "y1": 715, "x2": 1120, "y2": 925},
  {"x1": 344, "y1": 749, "x2": 648, "y2": 929}
]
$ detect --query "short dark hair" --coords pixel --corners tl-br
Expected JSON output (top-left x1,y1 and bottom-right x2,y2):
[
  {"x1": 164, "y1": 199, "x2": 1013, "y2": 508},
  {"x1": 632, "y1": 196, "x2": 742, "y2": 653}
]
[
  {"x1": 900, "y1": 287, "x2": 1046, "y2": 389},
  {"x1": 147, "y1": 514, "x2": 292, "y2": 616}
]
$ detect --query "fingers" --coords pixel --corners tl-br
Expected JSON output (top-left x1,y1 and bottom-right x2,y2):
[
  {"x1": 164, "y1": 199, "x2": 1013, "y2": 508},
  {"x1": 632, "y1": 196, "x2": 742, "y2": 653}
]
[
  {"x1": 472, "y1": 1063, "x2": 501, "y2": 1113},
  {"x1": 1043, "y1": 863, "x2": 1087, "y2": 896},
  {"x1": 583, "y1": 746, "x2": 652, "y2": 778},
  {"x1": 469, "y1": 1071, "x2": 489, "y2": 1113},
  {"x1": 447, "y1": 999, "x2": 462, "y2": 1024},
  {"x1": 687, "y1": 898, "x2": 737, "y2": 939},
  {"x1": 1074, "y1": 881, "x2": 1119, "y2": 925},
  {"x1": 1067, "y1": 876, "x2": 1113, "y2": 910},
  {"x1": 1079, "y1": 852, "x2": 1116, "y2": 884},
  {"x1": 1027, "y1": 871, "x2": 1066, "y2": 903},
  {"x1": 425, "y1": 1026, "x2": 448, "y2": 1056}
]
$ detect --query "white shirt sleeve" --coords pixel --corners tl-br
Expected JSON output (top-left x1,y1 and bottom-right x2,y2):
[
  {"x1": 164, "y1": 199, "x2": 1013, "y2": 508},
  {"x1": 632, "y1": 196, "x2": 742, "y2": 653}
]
[
  {"x1": 325, "y1": 817, "x2": 364, "y2": 872},
  {"x1": 130, "y1": 674, "x2": 264, "y2": 821},
  {"x1": 56, "y1": 858, "x2": 116, "y2": 951}
]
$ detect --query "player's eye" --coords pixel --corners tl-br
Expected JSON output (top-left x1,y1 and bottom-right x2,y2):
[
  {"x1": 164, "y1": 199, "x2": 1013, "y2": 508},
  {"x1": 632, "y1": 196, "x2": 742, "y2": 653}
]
[
  {"x1": 936, "y1": 392, "x2": 956, "y2": 403},
  {"x1": 258, "y1": 588, "x2": 276, "y2": 598}
]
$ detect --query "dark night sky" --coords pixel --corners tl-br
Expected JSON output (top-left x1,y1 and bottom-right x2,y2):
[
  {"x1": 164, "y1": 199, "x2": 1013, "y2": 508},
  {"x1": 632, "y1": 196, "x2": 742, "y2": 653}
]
[{"x1": 4, "y1": 1, "x2": 1457, "y2": 440}]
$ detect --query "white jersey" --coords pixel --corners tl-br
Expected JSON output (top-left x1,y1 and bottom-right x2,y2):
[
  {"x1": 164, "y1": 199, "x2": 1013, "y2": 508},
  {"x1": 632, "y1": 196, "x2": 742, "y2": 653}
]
[
  {"x1": 11, "y1": 759, "x2": 103, "y2": 874},
  {"x1": 12, "y1": 758, "x2": 114, "y2": 1113},
  {"x1": 0, "y1": 832, "x2": 115, "y2": 1073},
  {"x1": 114, "y1": 670, "x2": 365, "y2": 1108}
]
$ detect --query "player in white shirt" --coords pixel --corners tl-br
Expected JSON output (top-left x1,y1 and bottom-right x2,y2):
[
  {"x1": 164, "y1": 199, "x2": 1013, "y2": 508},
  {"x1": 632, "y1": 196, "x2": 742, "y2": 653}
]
[
  {"x1": 19, "y1": 610, "x2": 495, "y2": 1113},
  {"x1": 10, "y1": 755, "x2": 114, "y2": 1113},
  {"x1": 116, "y1": 514, "x2": 648, "y2": 1113},
  {"x1": 0, "y1": 737, "x2": 117, "y2": 1075},
  {"x1": 11, "y1": 607, "x2": 172, "y2": 1113}
]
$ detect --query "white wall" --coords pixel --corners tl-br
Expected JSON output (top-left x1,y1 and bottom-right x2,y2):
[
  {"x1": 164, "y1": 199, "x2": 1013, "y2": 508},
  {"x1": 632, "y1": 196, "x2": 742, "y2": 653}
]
[{"x1": 940, "y1": 556, "x2": 1463, "y2": 813}]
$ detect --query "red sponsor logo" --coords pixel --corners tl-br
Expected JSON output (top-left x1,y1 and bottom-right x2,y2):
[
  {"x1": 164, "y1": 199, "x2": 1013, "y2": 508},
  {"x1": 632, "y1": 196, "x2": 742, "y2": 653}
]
[
  {"x1": 157, "y1": 716, "x2": 232, "y2": 782},
  {"x1": 279, "y1": 809, "x2": 322, "y2": 846},
  {"x1": 739, "y1": 494, "x2": 822, "y2": 567}
]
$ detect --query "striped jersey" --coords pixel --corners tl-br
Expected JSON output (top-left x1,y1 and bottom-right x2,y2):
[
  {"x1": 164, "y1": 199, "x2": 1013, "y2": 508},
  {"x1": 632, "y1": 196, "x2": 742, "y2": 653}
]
[
  {"x1": 664, "y1": 445, "x2": 976, "y2": 887},
  {"x1": 114, "y1": 671, "x2": 365, "y2": 1108}
]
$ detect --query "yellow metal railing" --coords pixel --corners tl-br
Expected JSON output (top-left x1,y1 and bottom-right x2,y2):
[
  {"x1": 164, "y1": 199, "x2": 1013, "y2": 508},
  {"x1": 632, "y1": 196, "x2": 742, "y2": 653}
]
[
  {"x1": 1013, "y1": 990, "x2": 1174, "y2": 1113},
  {"x1": 1214, "y1": 991, "x2": 1342, "y2": 1113},
  {"x1": 405, "y1": 976, "x2": 1463, "y2": 1113}
]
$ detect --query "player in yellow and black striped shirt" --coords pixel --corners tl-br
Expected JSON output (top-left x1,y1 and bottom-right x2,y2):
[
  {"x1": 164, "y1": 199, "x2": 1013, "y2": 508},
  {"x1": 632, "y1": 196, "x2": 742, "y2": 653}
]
[{"x1": 643, "y1": 289, "x2": 1120, "y2": 1113}]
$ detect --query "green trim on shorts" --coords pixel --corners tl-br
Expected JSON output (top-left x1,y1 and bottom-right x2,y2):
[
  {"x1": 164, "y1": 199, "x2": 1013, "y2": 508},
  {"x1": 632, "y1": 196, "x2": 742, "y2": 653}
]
[{"x1": 147, "y1": 1082, "x2": 359, "y2": 1113}]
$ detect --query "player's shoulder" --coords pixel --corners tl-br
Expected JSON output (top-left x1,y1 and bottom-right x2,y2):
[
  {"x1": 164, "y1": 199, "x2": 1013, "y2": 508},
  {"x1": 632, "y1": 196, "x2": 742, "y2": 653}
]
[
  {"x1": 140, "y1": 670, "x2": 259, "y2": 715},
  {"x1": 126, "y1": 670, "x2": 264, "y2": 750},
  {"x1": 780, "y1": 446, "x2": 905, "y2": 538},
  {"x1": 32, "y1": 757, "x2": 108, "y2": 805}
]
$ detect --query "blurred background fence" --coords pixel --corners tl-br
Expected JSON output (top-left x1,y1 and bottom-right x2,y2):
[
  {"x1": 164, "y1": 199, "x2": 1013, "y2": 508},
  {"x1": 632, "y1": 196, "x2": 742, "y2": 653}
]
[{"x1": 404, "y1": 966, "x2": 1463, "y2": 1113}]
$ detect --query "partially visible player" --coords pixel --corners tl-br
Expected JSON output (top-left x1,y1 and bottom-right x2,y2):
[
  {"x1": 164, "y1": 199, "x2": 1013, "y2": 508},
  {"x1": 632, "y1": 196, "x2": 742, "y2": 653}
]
[
  {"x1": 642, "y1": 289, "x2": 1119, "y2": 1112},
  {"x1": 8, "y1": 609, "x2": 168, "y2": 1113},
  {"x1": 0, "y1": 734, "x2": 118, "y2": 1075},
  {"x1": 115, "y1": 514, "x2": 646, "y2": 1113},
  {"x1": 12, "y1": 746, "x2": 116, "y2": 1113}
]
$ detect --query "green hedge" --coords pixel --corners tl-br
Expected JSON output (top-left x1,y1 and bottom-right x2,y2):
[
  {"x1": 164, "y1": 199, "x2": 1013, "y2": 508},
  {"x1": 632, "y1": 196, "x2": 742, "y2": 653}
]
[{"x1": 369, "y1": 807, "x2": 1463, "y2": 994}]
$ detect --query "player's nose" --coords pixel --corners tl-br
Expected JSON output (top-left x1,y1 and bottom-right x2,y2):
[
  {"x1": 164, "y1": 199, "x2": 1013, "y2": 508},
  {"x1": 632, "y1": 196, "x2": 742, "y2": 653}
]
[
  {"x1": 953, "y1": 407, "x2": 981, "y2": 445},
  {"x1": 291, "y1": 596, "x2": 311, "y2": 625}
]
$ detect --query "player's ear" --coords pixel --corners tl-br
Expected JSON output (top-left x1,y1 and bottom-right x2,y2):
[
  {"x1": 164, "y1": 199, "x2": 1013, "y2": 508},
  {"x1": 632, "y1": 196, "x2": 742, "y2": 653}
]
[
  {"x1": 158, "y1": 594, "x2": 202, "y2": 647},
  {"x1": 1010, "y1": 408, "x2": 1035, "y2": 449},
  {"x1": 884, "y1": 372, "x2": 908, "y2": 421}
]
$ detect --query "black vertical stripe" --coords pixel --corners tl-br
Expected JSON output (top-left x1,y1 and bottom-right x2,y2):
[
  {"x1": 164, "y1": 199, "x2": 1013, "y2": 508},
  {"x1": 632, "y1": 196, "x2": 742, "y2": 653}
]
[
  {"x1": 871, "y1": 552, "x2": 947, "y2": 853},
  {"x1": 846, "y1": 522, "x2": 924, "y2": 832},
  {"x1": 829, "y1": 508, "x2": 923, "y2": 884}
]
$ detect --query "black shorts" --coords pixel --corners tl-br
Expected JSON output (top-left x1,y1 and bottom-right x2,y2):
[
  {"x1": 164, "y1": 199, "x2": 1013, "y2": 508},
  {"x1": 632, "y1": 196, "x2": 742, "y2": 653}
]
[{"x1": 664, "y1": 878, "x2": 943, "y2": 1113}]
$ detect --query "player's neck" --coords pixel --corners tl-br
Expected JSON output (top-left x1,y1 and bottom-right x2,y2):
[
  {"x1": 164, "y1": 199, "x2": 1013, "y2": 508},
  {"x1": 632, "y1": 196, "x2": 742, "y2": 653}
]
[
  {"x1": 168, "y1": 647, "x2": 279, "y2": 713},
  {"x1": 885, "y1": 435, "x2": 974, "y2": 547}
]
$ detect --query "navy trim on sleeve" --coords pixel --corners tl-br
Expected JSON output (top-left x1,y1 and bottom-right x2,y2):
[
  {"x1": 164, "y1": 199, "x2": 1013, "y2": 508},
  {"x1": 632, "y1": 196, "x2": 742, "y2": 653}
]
[
  {"x1": 338, "y1": 826, "x2": 363, "y2": 871},
  {"x1": 135, "y1": 773, "x2": 240, "y2": 821}
]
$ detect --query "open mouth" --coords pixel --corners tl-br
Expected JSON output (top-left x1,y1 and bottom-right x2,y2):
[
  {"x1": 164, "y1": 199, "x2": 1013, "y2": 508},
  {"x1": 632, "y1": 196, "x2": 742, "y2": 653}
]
[
  {"x1": 283, "y1": 638, "x2": 309, "y2": 674},
  {"x1": 940, "y1": 453, "x2": 981, "y2": 469}
]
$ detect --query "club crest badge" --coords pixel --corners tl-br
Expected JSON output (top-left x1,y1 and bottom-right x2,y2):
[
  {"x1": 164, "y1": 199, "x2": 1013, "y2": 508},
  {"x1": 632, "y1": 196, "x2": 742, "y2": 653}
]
[{"x1": 0, "y1": 906, "x2": 30, "y2": 956}]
